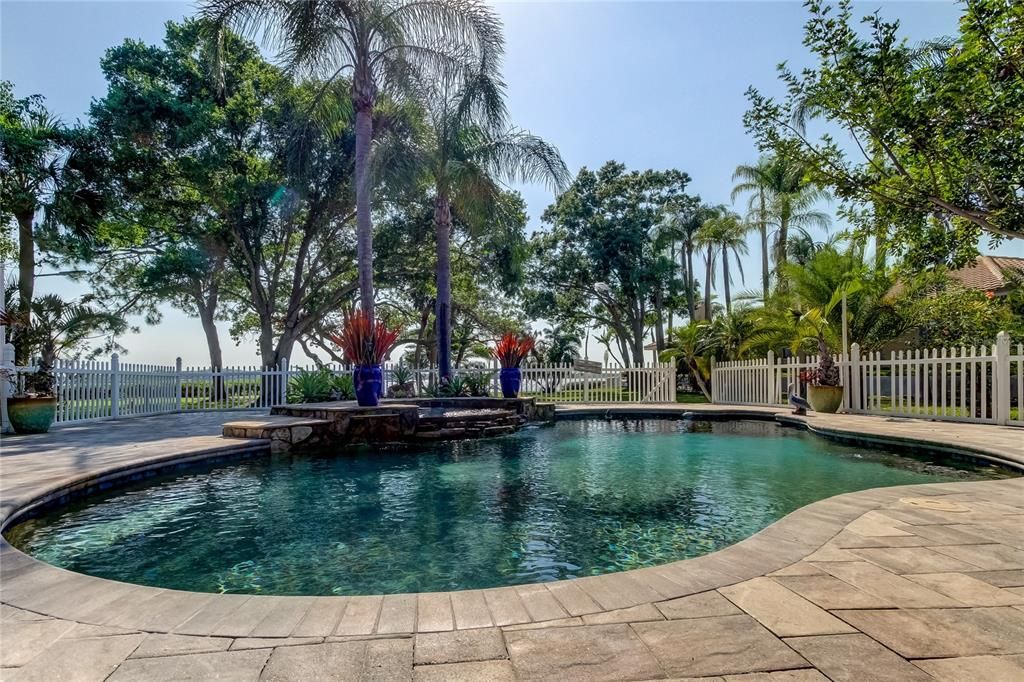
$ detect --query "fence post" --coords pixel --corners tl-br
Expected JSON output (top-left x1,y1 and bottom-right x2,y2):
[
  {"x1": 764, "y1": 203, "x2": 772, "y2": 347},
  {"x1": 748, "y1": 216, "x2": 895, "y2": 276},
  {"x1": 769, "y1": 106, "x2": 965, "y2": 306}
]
[
  {"x1": 175, "y1": 357, "x2": 183, "y2": 412},
  {"x1": 110, "y1": 353, "x2": 121, "y2": 419},
  {"x1": 709, "y1": 356, "x2": 716, "y2": 403},
  {"x1": 849, "y1": 343, "x2": 861, "y2": 413},
  {"x1": 1, "y1": 342, "x2": 14, "y2": 433},
  {"x1": 279, "y1": 357, "x2": 289, "y2": 406},
  {"x1": 764, "y1": 350, "x2": 775, "y2": 405},
  {"x1": 995, "y1": 331, "x2": 1010, "y2": 426}
]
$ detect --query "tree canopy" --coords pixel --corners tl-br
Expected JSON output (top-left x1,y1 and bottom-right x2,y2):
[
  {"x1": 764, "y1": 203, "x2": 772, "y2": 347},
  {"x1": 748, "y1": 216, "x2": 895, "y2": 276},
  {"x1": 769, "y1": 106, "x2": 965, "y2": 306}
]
[{"x1": 744, "y1": 0, "x2": 1024, "y2": 268}]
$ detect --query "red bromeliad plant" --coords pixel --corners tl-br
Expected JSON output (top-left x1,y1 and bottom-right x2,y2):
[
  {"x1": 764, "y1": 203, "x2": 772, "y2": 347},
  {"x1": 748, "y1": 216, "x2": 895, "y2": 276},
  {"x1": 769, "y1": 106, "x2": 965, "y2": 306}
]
[
  {"x1": 329, "y1": 311, "x2": 400, "y2": 366},
  {"x1": 492, "y1": 333, "x2": 535, "y2": 369}
]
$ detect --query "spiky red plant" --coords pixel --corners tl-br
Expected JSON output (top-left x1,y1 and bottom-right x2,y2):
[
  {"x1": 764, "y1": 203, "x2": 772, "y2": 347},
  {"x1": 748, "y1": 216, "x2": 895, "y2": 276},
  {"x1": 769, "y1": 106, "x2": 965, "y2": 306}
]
[
  {"x1": 328, "y1": 311, "x2": 401, "y2": 365},
  {"x1": 491, "y1": 333, "x2": 535, "y2": 368}
]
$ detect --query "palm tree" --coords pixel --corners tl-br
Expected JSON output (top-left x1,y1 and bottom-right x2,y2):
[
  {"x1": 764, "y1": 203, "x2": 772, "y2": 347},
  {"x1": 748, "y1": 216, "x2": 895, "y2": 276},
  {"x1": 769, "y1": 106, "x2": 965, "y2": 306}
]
[
  {"x1": 661, "y1": 201, "x2": 715, "y2": 321},
  {"x1": 732, "y1": 155, "x2": 830, "y2": 285},
  {"x1": 410, "y1": 66, "x2": 568, "y2": 380},
  {"x1": 1, "y1": 83, "x2": 101, "y2": 363},
  {"x1": 660, "y1": 322, "x2": 712, "y2": 400},
  {"x1": 200, "y1": 0, "x2": 503, "y2": 322},
  {"x1": 731, "y1": 157, "x2": 772, "y2": 301},
  {"x1": 697, "y1": 207, "x2": 748, "y2": 314}
]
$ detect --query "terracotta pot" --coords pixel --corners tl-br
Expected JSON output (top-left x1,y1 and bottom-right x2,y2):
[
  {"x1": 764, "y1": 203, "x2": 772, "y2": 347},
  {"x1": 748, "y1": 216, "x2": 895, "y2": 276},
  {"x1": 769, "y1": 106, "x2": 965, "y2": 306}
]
[
  {"x1": 807, "y1": 385, "x2": 843, "y2": 413},
  {"x1": 8, "y1": 396, "x2": 58, "y2": 434}
]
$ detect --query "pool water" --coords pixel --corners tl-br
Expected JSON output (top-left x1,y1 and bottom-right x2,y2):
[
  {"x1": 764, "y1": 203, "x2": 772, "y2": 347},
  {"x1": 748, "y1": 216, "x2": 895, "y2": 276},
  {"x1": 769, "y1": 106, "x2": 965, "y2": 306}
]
[{"x1": 6, "y1": 419, "x2": 1010, "y2": 596}]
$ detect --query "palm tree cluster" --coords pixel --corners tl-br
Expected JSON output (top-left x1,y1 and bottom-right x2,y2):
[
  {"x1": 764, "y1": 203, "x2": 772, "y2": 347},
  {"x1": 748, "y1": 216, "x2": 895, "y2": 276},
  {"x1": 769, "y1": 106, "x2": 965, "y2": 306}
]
[
  {"x1": 200, "y1": 0, "x2": 568, "y2": 381},
  {"x1": 731, "y1": 155, "x2": 830, "y2": 299}
]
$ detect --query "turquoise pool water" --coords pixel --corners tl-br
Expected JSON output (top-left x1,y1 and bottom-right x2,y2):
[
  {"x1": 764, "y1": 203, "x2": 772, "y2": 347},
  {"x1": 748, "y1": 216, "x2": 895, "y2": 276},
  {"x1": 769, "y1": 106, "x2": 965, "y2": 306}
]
[{"x1": 6, "y1": 419, "x2": 1009, "y2": 596}]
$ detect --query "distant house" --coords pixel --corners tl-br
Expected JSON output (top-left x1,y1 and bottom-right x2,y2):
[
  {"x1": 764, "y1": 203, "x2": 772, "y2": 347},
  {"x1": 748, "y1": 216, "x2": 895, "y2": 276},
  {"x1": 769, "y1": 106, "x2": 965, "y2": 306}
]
[
  {"x1": 888, "y1": 254, "x2": 1024, "y2": 299},
  {"x1": 944, "y1": 255, "x2": 1024, "y2": 297}
]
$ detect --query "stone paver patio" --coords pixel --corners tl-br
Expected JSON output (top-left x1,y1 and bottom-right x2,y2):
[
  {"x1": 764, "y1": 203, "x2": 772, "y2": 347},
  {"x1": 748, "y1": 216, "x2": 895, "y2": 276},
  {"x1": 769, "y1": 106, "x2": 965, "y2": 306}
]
[{"x1": 1, "y1": 406, "x2": 1023, "y2": 681}]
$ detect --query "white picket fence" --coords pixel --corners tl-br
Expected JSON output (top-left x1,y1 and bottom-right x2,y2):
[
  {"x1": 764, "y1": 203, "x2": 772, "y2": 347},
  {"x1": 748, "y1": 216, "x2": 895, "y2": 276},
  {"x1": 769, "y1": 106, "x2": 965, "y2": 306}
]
[
  {"x1": 0, "y1": 349, "x2": 676, "y2": 428},
  {"x1": 711, "y1": 331, "x2": 1024, "y2": 427}
]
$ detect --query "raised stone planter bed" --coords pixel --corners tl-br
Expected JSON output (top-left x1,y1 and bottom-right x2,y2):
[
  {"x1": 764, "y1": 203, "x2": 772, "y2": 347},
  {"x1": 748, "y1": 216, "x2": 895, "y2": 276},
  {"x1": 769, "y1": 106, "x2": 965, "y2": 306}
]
[{"x1": 224, "y1": 397, "x2": 555, "y2": 451}]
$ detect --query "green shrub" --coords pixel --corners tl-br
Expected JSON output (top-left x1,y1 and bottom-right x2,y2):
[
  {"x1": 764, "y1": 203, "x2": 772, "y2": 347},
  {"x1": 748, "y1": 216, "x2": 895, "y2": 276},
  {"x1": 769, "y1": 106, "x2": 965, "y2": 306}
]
[
  {"x1": 287, "y1": 368, "x2": 334, "y2": 403},
  {"x1": 331, "y1": 373, "x2": 355, "y2": 400},
  {"x1": 463, "y1": 371, "x2": 493, "y2": 397}
]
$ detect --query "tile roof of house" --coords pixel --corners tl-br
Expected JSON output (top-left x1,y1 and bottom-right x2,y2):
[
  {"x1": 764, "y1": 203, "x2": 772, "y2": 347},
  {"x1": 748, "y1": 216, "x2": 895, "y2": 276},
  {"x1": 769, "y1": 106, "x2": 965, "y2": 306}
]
[{"x1": 949, "y1": 255, "x2": 1024, "y2": 291}]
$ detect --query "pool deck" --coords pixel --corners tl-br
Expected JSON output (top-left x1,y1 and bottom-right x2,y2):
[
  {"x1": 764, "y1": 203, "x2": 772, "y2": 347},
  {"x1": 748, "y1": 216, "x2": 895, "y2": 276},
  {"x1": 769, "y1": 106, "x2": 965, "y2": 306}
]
[{"x1": 1, "y1": 405, "x2": 1023, "y2": 681}]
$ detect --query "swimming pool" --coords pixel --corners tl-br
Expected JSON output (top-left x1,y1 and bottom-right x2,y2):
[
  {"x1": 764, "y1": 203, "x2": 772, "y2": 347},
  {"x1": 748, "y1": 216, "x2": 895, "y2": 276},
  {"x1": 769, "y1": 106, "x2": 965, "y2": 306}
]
[{"x1": 5, "y1": 419, "x2": 1010, "y2": 596}]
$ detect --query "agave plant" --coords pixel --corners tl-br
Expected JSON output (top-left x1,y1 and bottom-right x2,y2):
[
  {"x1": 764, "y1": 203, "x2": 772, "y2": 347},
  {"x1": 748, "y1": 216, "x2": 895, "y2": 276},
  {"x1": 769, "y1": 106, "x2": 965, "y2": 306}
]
[
  {"x1": 463, "y1": 371, "x2": 493, "y2": 397},
  {"x1": 439, "y1": 376, "x2": 470, "y2": 397},
  {"x1": 287, "y1": 368, "x2": 334, "y2": 403},
  {"x1": 328, "y1": 311, "x2": 401, "y2": 366},
  {"x1": 491, "y1": 333, "x2": 534, "y2": 369},
  {"x1": 331, "y1": 373, "x2": 356, "y2": 400}
]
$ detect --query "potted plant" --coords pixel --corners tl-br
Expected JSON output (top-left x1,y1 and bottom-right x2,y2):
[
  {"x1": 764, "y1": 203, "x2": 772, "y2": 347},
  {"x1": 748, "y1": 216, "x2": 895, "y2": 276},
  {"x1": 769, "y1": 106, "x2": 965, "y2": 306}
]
[
  {"x1": 329, "y1": 311, "x2": 400, "y2": 407},
  {"x1": 1, "y1": 365, "x2": 57, "y2": 434},
  {"x1": 1, "y1": 294, "x2": 125, "y2": 434},
  {"x1": 492, "y1": 333, "x2": 534, "y2": 399},
  {"x1": 799, "y1": 336, "x2": 844, "y2": 413}
]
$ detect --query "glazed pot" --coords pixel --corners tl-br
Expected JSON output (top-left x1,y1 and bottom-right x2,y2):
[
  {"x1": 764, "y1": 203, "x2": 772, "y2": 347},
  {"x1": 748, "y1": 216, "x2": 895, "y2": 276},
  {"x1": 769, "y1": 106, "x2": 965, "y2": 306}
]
[
  {"x1": 499, "y1": 367, "x2": 521, "y2": 399},
  {"x1": 7, "y1": 396, "x2": 58, "y2": 434},
  {"x1": 353, "y1": 365, "x2": 383, "y2": 407},
  {"x1": 807, "y1": 385, "x2": 843, "y2": 413}
]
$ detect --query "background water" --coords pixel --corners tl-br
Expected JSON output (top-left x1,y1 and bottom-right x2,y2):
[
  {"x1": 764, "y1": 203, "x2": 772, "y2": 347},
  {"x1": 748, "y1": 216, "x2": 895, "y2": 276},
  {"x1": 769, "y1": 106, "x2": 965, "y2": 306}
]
[{"x1": 7, "y1": 419, "x2": 1010, "y2": 596}]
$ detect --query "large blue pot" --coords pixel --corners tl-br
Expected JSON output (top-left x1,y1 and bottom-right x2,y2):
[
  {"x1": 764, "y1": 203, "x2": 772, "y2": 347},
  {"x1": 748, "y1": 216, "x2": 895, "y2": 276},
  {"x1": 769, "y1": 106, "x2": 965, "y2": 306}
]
[
  {"x1": 354, "y1": 365, "x2": 383, "y2": 407},
  {"x1": 499, "y1": 367, "x2": 521, "y2": 399}
]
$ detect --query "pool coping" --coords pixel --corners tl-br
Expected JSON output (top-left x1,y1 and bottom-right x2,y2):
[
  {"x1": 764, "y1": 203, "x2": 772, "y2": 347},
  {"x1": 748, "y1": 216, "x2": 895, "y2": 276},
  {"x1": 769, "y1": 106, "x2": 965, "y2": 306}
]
[{"x1": 2, "y1": 405, "x2": 1022, "y2": 639}]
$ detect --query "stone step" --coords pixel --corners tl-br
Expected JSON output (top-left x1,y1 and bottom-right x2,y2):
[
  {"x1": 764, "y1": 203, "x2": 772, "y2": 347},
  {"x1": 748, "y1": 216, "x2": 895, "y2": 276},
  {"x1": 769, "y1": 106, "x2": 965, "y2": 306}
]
[{"x1": 223, "y1": 416, "x2": 331, "y2": 451}]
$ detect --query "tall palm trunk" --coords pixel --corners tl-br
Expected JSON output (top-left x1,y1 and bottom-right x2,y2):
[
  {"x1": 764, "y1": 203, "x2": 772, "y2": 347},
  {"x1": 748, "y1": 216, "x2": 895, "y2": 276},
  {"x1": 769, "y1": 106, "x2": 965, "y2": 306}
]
[
  {"x1": 16, "y1": 211, "x2": 34, "y2": 365},
  {"x1": 703, "y1": 246, "x2": 714, "y2": 321},
  {"x1": 721, "y1": 245, "x2": 732, "y2": 312},
  {"x1": 758, "y1": 191, "x2": 769, "y2": 301},
  {"x1": 654, "y1": 287, "x2": 665, "y2": 352},
  {"x1": 776, "y1": 200, "x2": 790, "y2": 271},
  {"x1": 434, "y1": 193, "x2": 453, "y2": 381},
  {"x1": 353, "y1": 78, "x2": 375, "y2": 321},
  {"x1": 684, "y1": 243, "x2": 696, "y2": 321}
]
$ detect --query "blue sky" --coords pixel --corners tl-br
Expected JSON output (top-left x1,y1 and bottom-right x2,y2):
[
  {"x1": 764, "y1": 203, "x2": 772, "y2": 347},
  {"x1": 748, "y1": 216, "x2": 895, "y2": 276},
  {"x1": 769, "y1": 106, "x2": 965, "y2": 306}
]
[{"x1": 2, "y1": 1, "x2": 1020, "y2": 364}]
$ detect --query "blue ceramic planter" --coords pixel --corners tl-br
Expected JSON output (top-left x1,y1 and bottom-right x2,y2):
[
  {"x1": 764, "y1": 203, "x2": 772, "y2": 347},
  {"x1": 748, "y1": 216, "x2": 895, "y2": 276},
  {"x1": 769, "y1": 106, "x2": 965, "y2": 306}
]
[
  {"x1": 354, "y1": 365, "x2": 383, "y2": 406},
  {"x1": 499, "y1": 367, "x2": 521, "y2": 398}
]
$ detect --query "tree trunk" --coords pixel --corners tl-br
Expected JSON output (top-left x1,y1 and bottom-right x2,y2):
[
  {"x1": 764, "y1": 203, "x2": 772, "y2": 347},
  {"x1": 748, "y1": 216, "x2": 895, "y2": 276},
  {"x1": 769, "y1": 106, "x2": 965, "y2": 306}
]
[
  {"x1": 16, "y1": 211, "x2": 34, "y2": 365},
  {"x1": 654, "y1": 287, "x2": 665, "y2": 352},
  {"x1": 434, "y1": 193, "x2": 453, "y2": 382},
  {"x1": 722, "y1": 245, "x2": 731, "y2": 313},
  {"x1": 684, "y1": 244, "x2": 696, "y2": 321},
  {"x1": 776, "y1": 201, "x2": 790, "y2": 271},
  {"x1": 759, "y1": 191, "x2": 770, "y2": 301},
  {"x1": 630, "y1": 309, "x2": 645, "y2": 367},
  {"x1": 703, "y1": 246, "x2": 714, "y2": 322},
  {"x1": 687, "y1": 358, "x2": 712, "y2": 401},
  {"x1": 196, "y1": 301, "x2": 224, "y2": 400},
  {"x1": 354, "y1": 98, "x2": 375, "y2": 320}
]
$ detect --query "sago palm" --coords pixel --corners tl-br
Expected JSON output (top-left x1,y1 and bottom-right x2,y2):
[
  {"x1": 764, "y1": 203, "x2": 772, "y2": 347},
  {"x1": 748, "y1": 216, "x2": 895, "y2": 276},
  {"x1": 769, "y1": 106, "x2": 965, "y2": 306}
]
[
  {"x1": 200, "y1": 0, "x2": 503, "y2": 321},
  {"x1": 410, "y1": 66, "x2": 568, "y2": 380}
]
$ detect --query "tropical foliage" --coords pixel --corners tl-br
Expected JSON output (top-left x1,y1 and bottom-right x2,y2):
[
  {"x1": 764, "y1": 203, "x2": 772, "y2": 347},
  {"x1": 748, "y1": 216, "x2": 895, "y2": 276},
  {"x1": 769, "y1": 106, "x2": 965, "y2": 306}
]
[{"x1": 744, "y1": 0, "x2": 1024, "y2": 268}]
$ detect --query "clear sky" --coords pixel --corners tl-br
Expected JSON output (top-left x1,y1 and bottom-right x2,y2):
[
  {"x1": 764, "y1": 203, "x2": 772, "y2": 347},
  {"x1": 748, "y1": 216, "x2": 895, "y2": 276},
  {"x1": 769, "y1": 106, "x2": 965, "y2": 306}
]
[{"x1": 2, "y1": 1, "x2": 1021, "y2": 365}]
